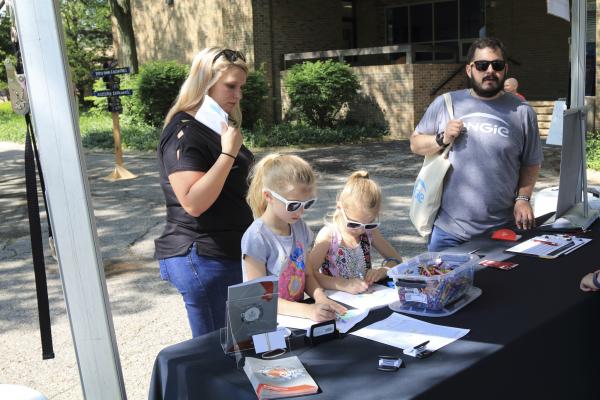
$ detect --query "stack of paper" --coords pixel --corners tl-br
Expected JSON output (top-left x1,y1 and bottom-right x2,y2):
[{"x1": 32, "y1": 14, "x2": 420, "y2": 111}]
[
  {"x1": 350, "y1": 313, "x2": 469, "y2": 356},
  {"x1": 505, "y1": 234, "x2": 591, "y2": 259}
]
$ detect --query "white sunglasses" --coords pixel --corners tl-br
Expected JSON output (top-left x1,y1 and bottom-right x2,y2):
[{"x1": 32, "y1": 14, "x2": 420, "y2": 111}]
[
  {"x1": 265, "y1": 189, "x2": 317, "y2": 212},
  {"x1": 340, "y1": 207, "x2": 380, "y2": 230}
]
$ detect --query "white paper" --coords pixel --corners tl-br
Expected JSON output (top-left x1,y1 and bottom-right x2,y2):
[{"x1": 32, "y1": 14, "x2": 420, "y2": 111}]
[
  {"x1": 277, "y1": 308, "x2": 369, "y2": 335},
  {"x1": 505, "y1": 234, "x2": 591, "y2": 258},
  {"x1": 547, "y1": 0, "x2": 570, "y2": 21},
  {"x1": 194, "y1": 95, "x2": 229, "y2": 135},
  {"x1": 350, "y1": 313, "x2": 469, "y2": 356},
  {"x1": 325, "y1": 284, "x2": 398, "y2": 311},
  {"x1": 252, "y1": 329, "x2": 287, "y2": 353}
]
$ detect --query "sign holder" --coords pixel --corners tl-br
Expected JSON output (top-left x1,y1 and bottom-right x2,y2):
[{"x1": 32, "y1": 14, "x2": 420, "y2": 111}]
[{"x1": 91, "y1": 63, "x2": 137, "y2": 181}]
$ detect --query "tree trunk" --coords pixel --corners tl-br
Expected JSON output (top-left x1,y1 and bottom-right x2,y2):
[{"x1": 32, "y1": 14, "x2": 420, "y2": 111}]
[{"x1": 108, "y1": 0, "x2": 138, "y2": 73}]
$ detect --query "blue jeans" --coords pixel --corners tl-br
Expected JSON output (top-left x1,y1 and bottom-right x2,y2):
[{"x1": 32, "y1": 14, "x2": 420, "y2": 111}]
[
  {"x1": 428, "y1": 225, "x2": 465, "y2": 252},
  {"x1": 159, "y1": 244, "x2": 242, "y2": 338}
]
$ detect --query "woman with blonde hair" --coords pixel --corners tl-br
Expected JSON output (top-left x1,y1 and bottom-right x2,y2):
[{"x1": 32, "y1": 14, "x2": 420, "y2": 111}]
[{"x1": 155, "y1": 47, "x2": 254, "y2": 337}]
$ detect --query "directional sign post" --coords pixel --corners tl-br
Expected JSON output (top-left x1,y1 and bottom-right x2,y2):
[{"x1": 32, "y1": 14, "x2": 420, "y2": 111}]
[{"x1": 91, "y1": 64, "x2": 137, "y2": 181}]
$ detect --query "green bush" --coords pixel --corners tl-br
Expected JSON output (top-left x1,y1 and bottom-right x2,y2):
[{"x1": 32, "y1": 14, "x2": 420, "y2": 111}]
[
  {"x1": 241, "y1": 65, "x2": 269, "y2": 129},
  {"x1": 588, "y1": 130, "x2": 600, "y2": 171},
  {"x1": 137, "y1": 60, "x2": 188, "y2": 127},
  {"x1": 284, "y1": 60, "x2": 360, "y2": 127},
  {"x1": 244, "y1": 121, "x2": 386, "y2": 147}
]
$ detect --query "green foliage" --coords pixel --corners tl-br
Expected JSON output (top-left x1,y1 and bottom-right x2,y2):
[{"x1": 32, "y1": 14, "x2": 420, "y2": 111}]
[
  {"x1": 60, "y1": 0, "x2": 112, "y2": 101},
  {"x1": 0, "y1": 101, "x2": 26, "y2": 142},
  {"x1": 284, "y1": 60, "x2": 360, "y2": 127},
  {"x1": 136, "y1": 60, "x2": 188, "y2": 127},
  {"x1": 587, "y1": 131, "x2": 600, "y2": 171},
  {"x1": 244, "y1": 121, "x2": 387, "y2": 148},
  {"x1": 241, "y1": 66, "x2": 269, "y2": 129},
  {"x1": 0, "y1": 12, "x2": 13, "y2": 86}
]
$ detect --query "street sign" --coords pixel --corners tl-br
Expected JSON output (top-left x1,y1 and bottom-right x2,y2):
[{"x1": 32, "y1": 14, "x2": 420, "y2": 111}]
[
  {"x1": 91, "y1": 67, "x2": 131, "y2": 78},
  {"x1": 92, "y1": 89, "x2": 133, "y2": 97}
]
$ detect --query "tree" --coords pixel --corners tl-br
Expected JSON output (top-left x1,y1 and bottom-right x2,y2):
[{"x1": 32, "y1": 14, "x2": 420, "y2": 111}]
[
  {"x1": 0, "y1": 10, "x2": 15, "y2": 89},
  {"x1": 60, "y1": 0, "x2": 112, "y2": 102},
  {"x1": 108, "y1": 0, "x2": 138, "y2": 73}
]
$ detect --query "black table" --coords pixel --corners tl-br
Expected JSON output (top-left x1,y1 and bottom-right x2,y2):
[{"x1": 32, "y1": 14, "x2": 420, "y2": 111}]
[{"x1": 149, "y1": 225, "x2": 600, "y2": 400}]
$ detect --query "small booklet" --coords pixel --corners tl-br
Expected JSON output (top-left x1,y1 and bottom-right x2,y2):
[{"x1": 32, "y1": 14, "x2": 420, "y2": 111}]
[
  {"x1": 243, "y1": 356, "x2": 318, "y2": 399},
  {"x1": 224, "y1": 276, "x2": 279, "y2": 353},
  {"x1": 505, "y1": 234, "x2": 592, "y2": 259},
  {"x1": 194, "y1": 95, "x2": 229, "y2": 134}
]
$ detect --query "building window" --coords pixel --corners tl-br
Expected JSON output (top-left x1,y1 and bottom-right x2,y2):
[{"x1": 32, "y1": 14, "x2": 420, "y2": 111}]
[{"x1": 385, "y1": 0, "x2": 484, "y2": 62}]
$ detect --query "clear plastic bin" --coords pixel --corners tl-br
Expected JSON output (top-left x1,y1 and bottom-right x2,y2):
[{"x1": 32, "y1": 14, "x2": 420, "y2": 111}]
[{"x1": 387, "y1": 252, "x2": 478, "y2": 312}]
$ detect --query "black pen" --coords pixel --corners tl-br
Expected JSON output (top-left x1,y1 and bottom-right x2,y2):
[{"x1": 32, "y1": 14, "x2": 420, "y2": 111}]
[{"x1": 414, "y1": 340, "x2": 430, "y2": 349}]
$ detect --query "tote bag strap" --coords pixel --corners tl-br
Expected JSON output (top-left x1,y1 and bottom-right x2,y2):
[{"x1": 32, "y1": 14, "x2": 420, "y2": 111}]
[{"x1": 442, "y1": 93, "x2": 455, "y2": 159}]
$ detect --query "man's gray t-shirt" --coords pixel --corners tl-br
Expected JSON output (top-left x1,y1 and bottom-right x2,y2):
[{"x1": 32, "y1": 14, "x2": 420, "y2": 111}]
[
  {"x1": 241, "y1": 219, "x2": 314, "y2": 280},
  {"x1": 415, "y1": 89, "x2": 543, "y2": 240}
]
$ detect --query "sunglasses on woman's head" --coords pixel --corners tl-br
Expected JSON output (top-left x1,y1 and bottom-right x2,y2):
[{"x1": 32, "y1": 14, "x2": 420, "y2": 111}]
[
  {"x1": 340, "y1": 207, "x2": 380, "y2": 230},
  {"x1": 471, "y1": 59, "x2": 506, "y2": 72},
  {"x1": 213, "y1": 49, "x2": 246, "y2": 64},
  {"x1": 266, "y1": 189, "x2": 317, "y2": 212}
]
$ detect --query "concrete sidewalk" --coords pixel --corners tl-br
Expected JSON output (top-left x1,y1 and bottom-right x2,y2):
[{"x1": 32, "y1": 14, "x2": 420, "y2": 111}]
[{"x1": 0, "y1": 139, "x2": 570, "y2": 399}]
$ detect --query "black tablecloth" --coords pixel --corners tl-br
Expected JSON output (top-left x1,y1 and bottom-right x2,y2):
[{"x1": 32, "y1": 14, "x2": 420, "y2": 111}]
[{"x1": 149, "y1": 225, "x2": 600, "y2": 400}]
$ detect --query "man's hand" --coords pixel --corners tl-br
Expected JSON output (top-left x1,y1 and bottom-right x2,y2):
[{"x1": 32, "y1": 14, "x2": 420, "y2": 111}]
[
  {"x1": 443, "y1": 119, "x2": 465, "y2": 144},
  {"x1": 514, "y1": 200, "x2": 535, "y2": 230},
  {"x1": 580, "y1": 271, "x2": 600, "y2": 292}
]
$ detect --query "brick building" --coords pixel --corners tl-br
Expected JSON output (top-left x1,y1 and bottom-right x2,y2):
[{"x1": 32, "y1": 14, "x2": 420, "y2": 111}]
[{"x1": 122, "y1": 0, "x2": 598, "y2": 137}]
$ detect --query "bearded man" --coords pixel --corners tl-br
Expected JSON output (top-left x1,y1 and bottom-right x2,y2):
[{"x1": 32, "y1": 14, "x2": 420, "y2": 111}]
[{"x1": 409, "y1": 37, "x2": 543, "y2": 252}]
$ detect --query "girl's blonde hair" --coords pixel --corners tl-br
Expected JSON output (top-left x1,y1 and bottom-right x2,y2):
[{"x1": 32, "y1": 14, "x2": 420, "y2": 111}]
[
  {"x1": 163, "y1": 47, "x2": 248, "y2": 128},
  {"x1": 247, "y1": 154, "x2": 316, "y2": 217},
  {"x1": 333, "y1": 170, "x2": 381, "y2": 224}
]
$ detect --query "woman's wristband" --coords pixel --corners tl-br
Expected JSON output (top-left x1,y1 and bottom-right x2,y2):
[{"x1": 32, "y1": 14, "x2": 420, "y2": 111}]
[
  {"x1": 221, "y1": 151, "x2": 236, "y2": 160},
  {"x1": 381, "y1": 257, "x2": 402, "y2": 268}
]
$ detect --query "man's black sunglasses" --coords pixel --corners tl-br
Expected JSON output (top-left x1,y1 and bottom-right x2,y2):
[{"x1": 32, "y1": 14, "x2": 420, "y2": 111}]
[
  {"x1": 213, "y1": 49, "x2": 246, "y2": 64},
  {"x1": 471, "y1": 60, "x2": 506, "y2": 72}
]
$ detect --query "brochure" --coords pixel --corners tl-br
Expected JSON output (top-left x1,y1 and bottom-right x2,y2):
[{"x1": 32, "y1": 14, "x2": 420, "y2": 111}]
[
  {"x1": 224, "y1": 276, "x2": 278, "y2": 353},
  {"x1": 324, "y1": 284, "x2": 398, "y2": 311},
  {"x1": 243, "y1": 356, "x2": 318, "y2": 399},
  {"x1": 194, "y1": 95, "x2": 228, "y2": 134},
  {"x1": 505, "y1": 234, "x2": 591, "y2": 259}
]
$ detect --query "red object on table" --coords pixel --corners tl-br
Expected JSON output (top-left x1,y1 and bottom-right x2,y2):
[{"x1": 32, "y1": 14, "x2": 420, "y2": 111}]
[{"x1": 491, "y1": 228, "x2": 520, "y2": 241}]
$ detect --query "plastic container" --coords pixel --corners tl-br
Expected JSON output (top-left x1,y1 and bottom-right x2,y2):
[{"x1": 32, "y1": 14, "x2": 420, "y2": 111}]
[{"x1": 387, "y1": 252, "x2": 478, "y2": 312}]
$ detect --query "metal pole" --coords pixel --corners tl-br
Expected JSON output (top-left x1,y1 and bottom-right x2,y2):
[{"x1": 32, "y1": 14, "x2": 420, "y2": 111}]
[
  {"x1": 12, "y1": 1, "x2": 127, "y2": 398},
  {"x1": 570, "y1": 0, "x2": 589, "y2": 213}
]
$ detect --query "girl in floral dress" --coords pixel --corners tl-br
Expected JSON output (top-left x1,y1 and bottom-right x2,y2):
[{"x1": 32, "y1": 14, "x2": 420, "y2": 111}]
[{"x1": 309, "y1": 171, "x2": 403, "y2": 294}]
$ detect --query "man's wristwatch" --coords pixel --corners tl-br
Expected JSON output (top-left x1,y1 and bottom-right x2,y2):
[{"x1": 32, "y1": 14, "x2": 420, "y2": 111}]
[{"x1": 435, "y1": 131, "x2": 447, "y2": 148}]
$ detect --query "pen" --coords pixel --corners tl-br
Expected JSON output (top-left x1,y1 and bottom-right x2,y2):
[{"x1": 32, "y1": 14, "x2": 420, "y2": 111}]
[
  {"x1": 533, "y1": 239, "x2": 559, "y2": 246},
  {"x1": 414, "y1": 340, "x2": 430, "y2": 349}
]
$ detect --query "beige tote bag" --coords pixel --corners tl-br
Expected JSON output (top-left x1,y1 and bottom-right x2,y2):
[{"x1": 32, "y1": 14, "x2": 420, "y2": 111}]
[{"x1": 410, "y1": 93, "x2": 455, "y2": 237}]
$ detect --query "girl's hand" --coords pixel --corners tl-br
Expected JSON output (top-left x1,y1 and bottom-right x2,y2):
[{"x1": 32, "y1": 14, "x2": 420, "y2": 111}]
[
  {"x1": 310, "y1": 302, "x2": 338, "y2": 322},
  {"x1": 344, "y1": 278, "x2": 369, "y2": 294},
  {"x1": 580, "y1": 272, "x2": 600, "y2": 292},
  {"x1": 220, "y1": 122, "x2": 243, "y2": 157},
  {"x1": 365, "y1": 268, "x2": 388, "y2": 285}
]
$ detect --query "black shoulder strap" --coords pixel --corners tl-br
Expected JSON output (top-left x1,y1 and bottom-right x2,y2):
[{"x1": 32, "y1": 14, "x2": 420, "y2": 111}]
[{"x1": 24, "y1": 114, "x2": 55, "y2": 359}]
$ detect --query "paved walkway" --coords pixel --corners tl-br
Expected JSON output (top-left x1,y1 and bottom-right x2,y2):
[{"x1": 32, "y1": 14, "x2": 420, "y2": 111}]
[{"x1": 0, "y1": 139, "x2": 584, "y2": 399}]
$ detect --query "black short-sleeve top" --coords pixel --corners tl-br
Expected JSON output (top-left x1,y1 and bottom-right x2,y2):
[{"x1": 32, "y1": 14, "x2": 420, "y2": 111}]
[{"x1": 154, "y1": 112, "x2": 254, "y2": 260}]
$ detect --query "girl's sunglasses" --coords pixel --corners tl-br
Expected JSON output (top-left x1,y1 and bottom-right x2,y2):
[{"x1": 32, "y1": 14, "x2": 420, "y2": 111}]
[
  {"x1": 213, "y1": 49, "x2": 246, "y2": 64},
  {"x1": 340, "y1": 207, "x2": 380, "y2": 230},
  {"x1": 266, "y1": 189, "x2": 317, "y2": 212},
  {"x1": 471, "y1": 59, "x2": 506, "y2": 72}
]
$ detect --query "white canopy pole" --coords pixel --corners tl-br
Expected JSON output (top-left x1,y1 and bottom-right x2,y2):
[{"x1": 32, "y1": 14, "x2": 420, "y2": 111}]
[{"x1": 11, "y1": 1, "x2": 126, "y2": 398}]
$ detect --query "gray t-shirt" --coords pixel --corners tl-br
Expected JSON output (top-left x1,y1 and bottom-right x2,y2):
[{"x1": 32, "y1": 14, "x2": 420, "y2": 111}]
[
  {"x1": 241, "y1": 219, "x2": 314, "y2": 300},
  {"x1": 415, "y1": 89, "x2": 543, "y2": 240}
]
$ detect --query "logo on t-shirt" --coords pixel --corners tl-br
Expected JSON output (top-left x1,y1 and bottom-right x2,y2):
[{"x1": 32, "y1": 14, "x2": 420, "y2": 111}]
[{"x1": 461, "y1": 112, "x2": 510, "y2": 138}]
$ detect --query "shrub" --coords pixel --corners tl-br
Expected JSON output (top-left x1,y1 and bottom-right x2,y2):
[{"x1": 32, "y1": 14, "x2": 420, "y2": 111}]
[
  {"x1": 244, "y1": 121, "x2": 386, "y2": 148},
  {"x1": 588, "y1": 130, "x2": 600, "y2": 171},
  {"x1": 283, "y1": 60, "x2": 360, "y2": 127},
  {"x1": 241, "y1": 65, "x2": 269, "y2": 129},
  {"x1": 137, "y1": 60, "x2": 188, "y2": 127}
]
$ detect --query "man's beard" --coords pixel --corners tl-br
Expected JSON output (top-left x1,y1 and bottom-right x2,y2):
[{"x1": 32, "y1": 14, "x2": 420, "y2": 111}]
[{"x1": 470, "y1": 74, "x2": 504, "y2": 98}]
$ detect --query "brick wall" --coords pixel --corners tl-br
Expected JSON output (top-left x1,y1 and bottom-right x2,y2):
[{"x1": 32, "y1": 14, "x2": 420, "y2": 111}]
[
  {"x1": 413, "y1": 64, "x2": 467, "y2": 123},
  {"x1": 129, "y1": 0, "x2": 254, "y2": 65},
  {"x1": 486, "y1": 0, "x2": 570, "y2": 101}
]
